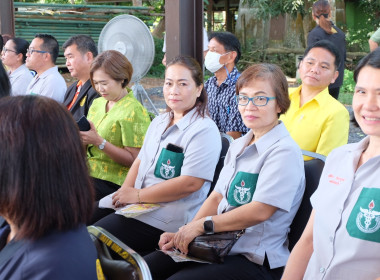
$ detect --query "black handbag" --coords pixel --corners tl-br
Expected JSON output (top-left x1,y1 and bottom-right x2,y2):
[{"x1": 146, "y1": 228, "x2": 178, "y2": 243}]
[{"x1": 187, "y1": 230, "x2": 245, "y2": 263}]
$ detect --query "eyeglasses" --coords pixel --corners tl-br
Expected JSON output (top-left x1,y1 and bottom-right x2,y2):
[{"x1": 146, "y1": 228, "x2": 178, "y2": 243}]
[
  {"x1": 2, "y1": 48, "x2": 17, "y2": 54},
  {"x1": 236, "y1": 95, "x2": 276, "y2": 106},
  {"x1": 27, "y1": 49, "x2": 50, "y2": 55}
]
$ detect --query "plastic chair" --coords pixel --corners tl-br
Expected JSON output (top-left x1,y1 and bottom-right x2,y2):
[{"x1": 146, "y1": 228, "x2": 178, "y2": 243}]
[
  {"x1": 208, "y1": 133, "x2": 233, "y2": 196},
  {"x1": 88, "y1": 226, "x2": 152, "y2": 280},
  {"x1": 287, "y1": 151, "x2": 326, "y2": 251}
]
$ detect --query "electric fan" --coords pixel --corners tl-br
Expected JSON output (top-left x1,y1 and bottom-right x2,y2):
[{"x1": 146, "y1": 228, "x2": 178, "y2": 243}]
[{"x1": 98, "y1": 15, "x2": 158, "y2": 115}]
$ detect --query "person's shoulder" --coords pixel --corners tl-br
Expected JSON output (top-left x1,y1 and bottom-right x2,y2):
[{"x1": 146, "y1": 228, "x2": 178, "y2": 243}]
[
  {"x1": 23, "y1": 226, "x2": 98, "y2": 279},
  {"x1": 323, "y1": 94, "x2": 348, "y2": 115}
]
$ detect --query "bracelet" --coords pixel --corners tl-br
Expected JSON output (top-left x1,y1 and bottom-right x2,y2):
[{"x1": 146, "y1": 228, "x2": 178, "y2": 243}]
[{"x1": 137, "y1": 189, "x2": 141, "y2": 204}]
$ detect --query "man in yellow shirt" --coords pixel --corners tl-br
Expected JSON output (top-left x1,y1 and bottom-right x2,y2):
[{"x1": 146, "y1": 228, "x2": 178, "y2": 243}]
[{"x1": 280, "y1": 40, "x2": 349, "y2": 160}]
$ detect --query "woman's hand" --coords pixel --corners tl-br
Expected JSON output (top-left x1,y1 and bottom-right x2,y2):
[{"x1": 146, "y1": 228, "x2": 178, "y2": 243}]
[
  {"x1": 111, "y1": 186, "x2": 139, "y2": 206},
  {"x1": 159, "y1": 232, "x2": 176, "y2": 251},
  {"x1": 80, "y1": 120, "x2": 103, "y2": 146},
  {"x1": 173, "y1": 219, "x2": 204, "y2": 254}
]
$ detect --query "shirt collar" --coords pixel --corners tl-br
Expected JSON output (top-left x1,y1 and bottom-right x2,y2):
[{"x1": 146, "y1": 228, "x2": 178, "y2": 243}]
[
  {"x1": 160, "y1": 107, "x2": 200, "y2": 131},
  {"x1": 291, "y1": 85, "x2": 331, "y2": 108},
  {"x1": 233, "y1": 121, "x2": 289, "y2": 156},
  {"x1": 211, "y1": 66, "x2": 239, "y2": 87},
  {"x1": 37, "y1": 66, "x2": 58, "y2": 80}
]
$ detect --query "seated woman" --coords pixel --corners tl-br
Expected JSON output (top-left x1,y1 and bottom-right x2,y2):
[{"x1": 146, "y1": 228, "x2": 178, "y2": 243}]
[
  {"x1": 80, "y1": 50, "x2": 151, "y2": 200},
  {"x1": 144, "y1": 63, "x2": 305, "y2": 280},
  {"x1": 0, "y1": 96, "x2": 99, "y2": 279},
  {"x1": 1, "y1": 37, "x2": 33, "y2": 96},
  {"x1": 282, "y1": 45, "x2": 380, "y2": 280},
  {"x1": 94, "y1": 55, "x2": 221, "y2": 255}
]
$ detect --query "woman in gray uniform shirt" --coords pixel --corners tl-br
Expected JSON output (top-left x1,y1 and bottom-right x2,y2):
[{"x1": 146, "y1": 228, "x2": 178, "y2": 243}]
[
  {"x1": 94, "y1": 56, "x2": 221, "y2": 255},
  {"x1": 283, "y1": 42, "x2": 380, "y2": 280},
  {"x1": 145, "y1": 64, "x2": 305, "y2": 280}
]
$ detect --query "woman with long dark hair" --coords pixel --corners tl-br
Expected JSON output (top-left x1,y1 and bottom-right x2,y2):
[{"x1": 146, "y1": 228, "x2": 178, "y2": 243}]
[{"x1": 307, "y1": 0, "x2": 346, "y2": 100}]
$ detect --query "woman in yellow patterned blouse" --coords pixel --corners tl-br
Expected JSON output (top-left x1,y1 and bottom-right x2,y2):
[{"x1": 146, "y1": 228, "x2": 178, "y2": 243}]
[{"x1": 80, "y1": 50, "x2": 151, "y2": 201}]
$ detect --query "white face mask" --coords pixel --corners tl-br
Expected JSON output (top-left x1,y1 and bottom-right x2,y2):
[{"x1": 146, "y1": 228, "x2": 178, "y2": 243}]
[{"x1": 204, "y1": 51, "x2": 224, "y2": 73}]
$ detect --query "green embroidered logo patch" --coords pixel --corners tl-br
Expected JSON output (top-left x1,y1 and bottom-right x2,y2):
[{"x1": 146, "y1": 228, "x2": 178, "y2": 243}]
[
  {"x1": 154, "y1": 148, "x2": 184, "y2": 180},
  {"x1": 346, "y1": 188, "x2": 380, "y2": 243},
  {"x1": 227, "y1": 171, "x2": 259, "y2": 207}
]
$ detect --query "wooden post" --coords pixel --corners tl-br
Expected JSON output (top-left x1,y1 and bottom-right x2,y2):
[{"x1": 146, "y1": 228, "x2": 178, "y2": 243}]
[
  {"x1": 165, "y1": 0, "x2": 204, "y2": 68},
  {"x1": 0, "y1": 0, "x2": 15, "y2": 38}
]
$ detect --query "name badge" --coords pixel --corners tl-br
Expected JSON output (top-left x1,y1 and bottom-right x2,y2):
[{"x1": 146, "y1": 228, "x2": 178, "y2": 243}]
[
  {"x1": 346, "y1": 187, "x2": 380, "y2": 243},
  {"x1": 154, "y1": 148, "x2": 184, "y2": 180},
  {"x1": 227, "y1": 171, "x2": 259, "y2": 207}
]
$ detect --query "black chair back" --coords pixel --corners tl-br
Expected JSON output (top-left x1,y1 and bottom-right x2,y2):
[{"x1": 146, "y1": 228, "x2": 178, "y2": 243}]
[
  {"x1": 288, "y1": 153, "x2": 325, "y2": 251},
  {"x1": 208, "y1": 133, "x2": 233, "y2": 196}
]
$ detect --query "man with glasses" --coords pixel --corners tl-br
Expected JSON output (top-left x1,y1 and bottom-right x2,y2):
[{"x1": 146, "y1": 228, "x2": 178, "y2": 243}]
[
  {"x1": 25, "y1": 34, "x2": 66, "y2": 102},
  {"x1": 204, "y1": 32, "x2": 248, "y2": 139},
  {"x1": 280, "y1": 40, "x2": 349, "y2": 160}
]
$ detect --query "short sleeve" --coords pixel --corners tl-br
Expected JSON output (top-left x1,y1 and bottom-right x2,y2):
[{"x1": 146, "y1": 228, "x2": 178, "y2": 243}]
[
  {"x1": 180, "y1": 119, "x2": 222, "y2": 181},
  {"x1": 253, "y1": 145, "x2": 305, "y2": 212},
  {"x1": 119, "y1": 103, "x2": 151, "y2": 148}
]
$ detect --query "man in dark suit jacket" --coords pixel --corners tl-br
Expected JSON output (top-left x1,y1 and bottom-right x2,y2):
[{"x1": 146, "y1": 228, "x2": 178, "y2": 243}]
[{"x1": 63, "y1": 35, "x2": 98, "y2": 121}]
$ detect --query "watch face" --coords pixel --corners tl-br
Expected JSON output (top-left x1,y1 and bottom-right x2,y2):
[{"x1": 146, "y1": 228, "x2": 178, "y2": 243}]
[{"x1": 204, "y1": 219, "x2": 214, "y2": 234}]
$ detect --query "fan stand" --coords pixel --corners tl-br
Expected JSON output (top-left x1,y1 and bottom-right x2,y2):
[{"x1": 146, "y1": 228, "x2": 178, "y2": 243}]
[{"x1": 132, "y1": 81, "x2": 159, "y2": 116}]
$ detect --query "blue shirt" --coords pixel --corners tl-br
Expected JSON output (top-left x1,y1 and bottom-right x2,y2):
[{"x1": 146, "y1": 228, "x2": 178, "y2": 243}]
[
  {"x1": 205, "y1": 67, "x2": 248, "y2": 134},
  {"x1": 0, "y1": 225, "x2": 99, "y2": 280}
]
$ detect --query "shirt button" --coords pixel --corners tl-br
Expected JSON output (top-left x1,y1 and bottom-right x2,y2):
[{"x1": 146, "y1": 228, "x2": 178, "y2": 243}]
[{"x1": 320, "y1": 267, "x2": 325, "y2": 273}]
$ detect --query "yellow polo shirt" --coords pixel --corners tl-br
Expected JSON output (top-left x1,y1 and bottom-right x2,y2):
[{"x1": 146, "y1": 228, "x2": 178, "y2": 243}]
[{"x1": 280, "y1": 85, "x2": 349, "y2": 160}]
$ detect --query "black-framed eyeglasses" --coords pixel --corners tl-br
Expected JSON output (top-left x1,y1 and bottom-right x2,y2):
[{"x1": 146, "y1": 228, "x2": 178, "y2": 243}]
[
  {"x1": 236, "y1": 95, "x2": 276, "y2": 106},
  {"x1": 27, "y1": 48, "x2": 50, "y2": 55},
  {"x1": 2, "y1": 48, "x2": 18, "y2": 54}
]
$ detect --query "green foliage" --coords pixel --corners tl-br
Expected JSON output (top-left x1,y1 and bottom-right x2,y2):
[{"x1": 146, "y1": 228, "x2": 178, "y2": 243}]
[
  {"x1": 242, "y1": 0, "x2": 309, "y2": 19},
  {"x1": 147, "y1": 37, "x2": 165, "y2": 78},
  {"x1": 341, "y1": 69, "x2": 355, "y2": 94}
]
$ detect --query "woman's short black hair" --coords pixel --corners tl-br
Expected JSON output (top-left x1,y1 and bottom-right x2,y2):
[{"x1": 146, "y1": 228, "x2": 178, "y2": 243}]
[
  {"x1": 10, "y1": 37, "x2": 29, "y2": 63},
  {"x1": 0, "y1": 96, "x2": 94, "y2": 240},
  {"x1": 0, "y1": 63, "x2": 11, "y2": 98}
]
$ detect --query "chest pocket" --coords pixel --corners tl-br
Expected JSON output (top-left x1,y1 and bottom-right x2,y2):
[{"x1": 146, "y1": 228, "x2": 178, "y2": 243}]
[
  {"x1": 227, "y1": 171, "x2": 259, "y2": 207},
  {"x1": 346, "y1": 187, "x2": 380, "y2": 243},
  {"x1": 154, "y1": 148, "x2": 184, "y2": 180}
]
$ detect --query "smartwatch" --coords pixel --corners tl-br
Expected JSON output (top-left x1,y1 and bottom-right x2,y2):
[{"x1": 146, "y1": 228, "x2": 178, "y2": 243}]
[
  {"x1": 203, "y1": 216, "x2": 214, "y2": 235},
  {"x1": 98, "y1": 139, "x2": 107, "y2": 150}
]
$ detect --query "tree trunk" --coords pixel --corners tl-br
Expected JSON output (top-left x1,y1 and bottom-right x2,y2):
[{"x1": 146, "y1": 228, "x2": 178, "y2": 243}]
[
  {"x1": 152, "y1": 17, "x2": 165, "y2": 39},
  {"x1": 132, "y1": 0, "x2": 143, "y2": 6}
]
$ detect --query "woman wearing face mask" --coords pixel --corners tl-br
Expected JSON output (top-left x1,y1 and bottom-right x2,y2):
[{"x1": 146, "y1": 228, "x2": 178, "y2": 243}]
[
  {"x1": 93, "y1": 56, "x2": 221, "y2": 258},
  {"x1": 80, "y1": 50, "x2": 151, "y2": 201},
  {"x1": 204, "y1": 32, "x2": 248, "y2": 139},
  {"x1": 283, "y1": 49, "x2": 380, "y2": 280},
  {"x1": 1, "y1": 38, "x2": 33, "y2": 96},
  {"x1": 307, "y1": 0, "x2": 346, "y2": 100}
]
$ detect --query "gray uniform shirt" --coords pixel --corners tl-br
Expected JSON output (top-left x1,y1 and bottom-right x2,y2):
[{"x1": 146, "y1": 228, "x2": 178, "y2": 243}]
[
  {"x1": 305, "y1": 137, "x2": 380, "y2": 279},
  {"x1": 134, "y1": 108, "x2": 221, "y2": 232},
  {"x1": 8, "y1": 64, "x2": 33, "y2": 96},
  {"x1": 215, "y1": 122, "x2": 305, "y2": 269},
  {"x1": 26, "y1": 66, "x2": 67, "y2": 103}
]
